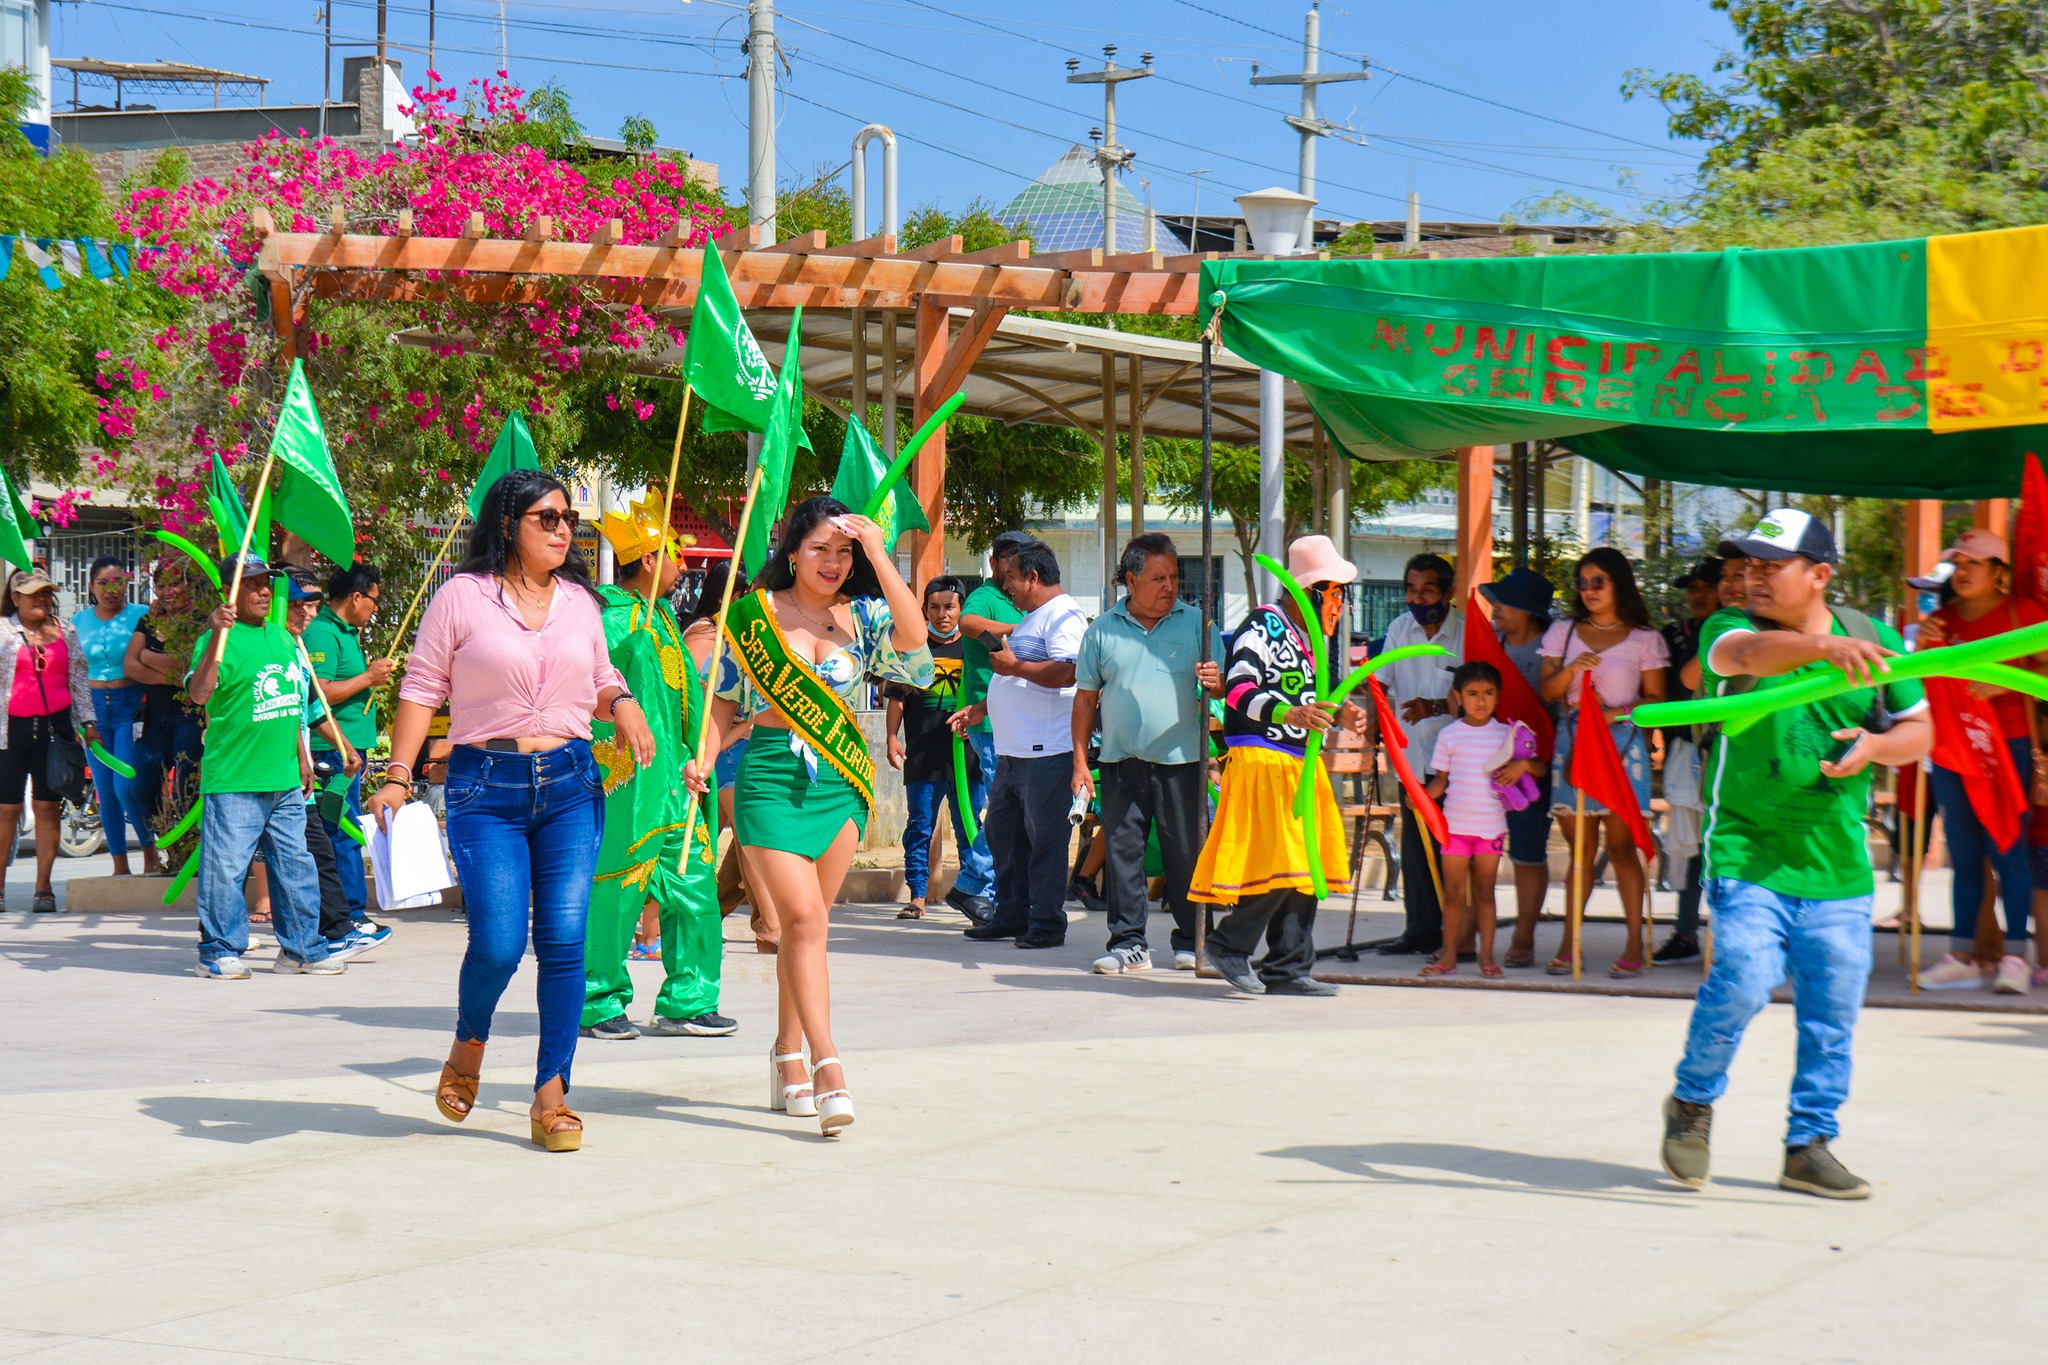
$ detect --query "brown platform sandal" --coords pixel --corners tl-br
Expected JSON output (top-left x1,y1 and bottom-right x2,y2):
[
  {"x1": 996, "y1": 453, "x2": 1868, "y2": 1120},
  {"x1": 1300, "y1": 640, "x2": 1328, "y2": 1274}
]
[
  {"x1": 530, "y1": 1105, "x2": 583, "y2": 1152},
  {"x1": 436, "y1": 1062, "x2": 480, "y2": 1123},
  {"x1": 750, "y1": 909, "x2": 780, "y2": 955}
]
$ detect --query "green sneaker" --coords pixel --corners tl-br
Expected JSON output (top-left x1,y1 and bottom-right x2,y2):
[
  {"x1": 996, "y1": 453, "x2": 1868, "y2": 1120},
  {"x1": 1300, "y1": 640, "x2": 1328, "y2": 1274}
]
[
  {"x1": 1660, "y1": 1094, "x2": 1713, "y2": 1188},
  {"x1": 1780, "y1": 1139, "x2": 1871, "y2": 1200}
]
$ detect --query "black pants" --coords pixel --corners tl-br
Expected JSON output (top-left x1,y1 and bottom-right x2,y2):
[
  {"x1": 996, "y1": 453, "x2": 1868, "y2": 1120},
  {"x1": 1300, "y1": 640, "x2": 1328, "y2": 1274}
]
[
  {"x1": 299, "y1": 798, "x2": 355, "y2": 943},
  {"x1": 985, "y1": 752, "x2": 1074, "y2": 940},
  {"x1": 1101, "y1": 758, "x2": 1205, "y2": 954},
  {"x1": 1398, "y1": 798, "x2": 1444, "y2": 948},
  {"x1": 1673, "y1": 853, "x2": 1706, "y2": 938},
  {"x1": 1209, "y1": 889, "x2": 1317, "y2": 985},
  {"x1": 0, "y1": 712, "x2": 75, "y2": 805}
]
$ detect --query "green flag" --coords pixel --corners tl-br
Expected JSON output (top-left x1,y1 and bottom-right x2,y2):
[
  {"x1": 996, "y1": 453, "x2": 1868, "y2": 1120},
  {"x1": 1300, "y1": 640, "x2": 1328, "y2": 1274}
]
[
  {"x1": 468, "y1": 411, "x2": 542, "y2": 521},
  {"x1": 829, "y1": 417, "x2": 928, "y2": 554},
  {"x1": 686, "y1": 241, "x2": 778, "y2": 434},
  {"x1": 0, "y1": 464, "x2": 35, "y2": 572},
  {"x1": 207, "y1": 452, "x2": 271, "y2": 558},
  {"x1": 267, "y1": 359, "x2": 354, "y2": 566},
  {"x1": 742, "y1": 307, "x2": 806, "y2": 578}
]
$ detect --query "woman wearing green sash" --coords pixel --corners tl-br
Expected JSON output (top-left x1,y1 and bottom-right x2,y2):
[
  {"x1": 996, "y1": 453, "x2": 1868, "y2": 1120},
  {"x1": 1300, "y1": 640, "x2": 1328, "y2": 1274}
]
[{"x1": 688, "y1": 497, "x2": 932, "y2": 1135}]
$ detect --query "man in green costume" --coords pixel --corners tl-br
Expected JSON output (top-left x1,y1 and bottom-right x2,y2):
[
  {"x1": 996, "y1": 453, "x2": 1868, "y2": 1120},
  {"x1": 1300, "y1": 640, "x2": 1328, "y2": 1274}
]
[{"x1": 581, "y1": 489, "x2": 735, "y2": 1040}]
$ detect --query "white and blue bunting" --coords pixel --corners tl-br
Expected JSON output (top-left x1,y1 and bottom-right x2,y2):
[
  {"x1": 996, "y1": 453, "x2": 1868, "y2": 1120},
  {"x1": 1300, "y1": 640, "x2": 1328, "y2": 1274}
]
[{"x1": 3, "y1": 236, "x2": 138, "y2": 290}]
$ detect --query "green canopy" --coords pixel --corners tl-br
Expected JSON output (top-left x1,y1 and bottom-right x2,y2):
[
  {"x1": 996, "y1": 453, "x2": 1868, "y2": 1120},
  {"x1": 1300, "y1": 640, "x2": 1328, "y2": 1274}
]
[{"x1": 1200, "y1": 224, "x2": 2048, "y2": 498}]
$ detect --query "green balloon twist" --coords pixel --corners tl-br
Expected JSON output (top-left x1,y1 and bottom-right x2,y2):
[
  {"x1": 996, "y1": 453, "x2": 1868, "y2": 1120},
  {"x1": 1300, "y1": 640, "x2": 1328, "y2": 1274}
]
[
  {"x1": 148, "y1": 529, "x2": 222, "y2": 590},
  {"x1": 950, "y1": 730, "x2": 980, "y2": 847},
  {"x1": 1251, "y1": 553, "x2": 1451, "y2": 900},
  {"x1": 162, "y1": 842, "x2": 202, "y2": 906},
  {"x1": 1630, "y1": 620, "x2": 2048, "y2": 735},
  {"x1": 87, "y1": 741, "x2": 134, "y2": 780},
  {"x1": 160, "y1": 795, "x2": 204, "y2": 848}
]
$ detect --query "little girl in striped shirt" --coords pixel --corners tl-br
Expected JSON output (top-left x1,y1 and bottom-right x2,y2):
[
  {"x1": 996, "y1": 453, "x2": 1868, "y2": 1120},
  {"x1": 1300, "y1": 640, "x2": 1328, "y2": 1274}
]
[{"x1": 1424, "y1": 662, "x2": 1541, "y2": 979}]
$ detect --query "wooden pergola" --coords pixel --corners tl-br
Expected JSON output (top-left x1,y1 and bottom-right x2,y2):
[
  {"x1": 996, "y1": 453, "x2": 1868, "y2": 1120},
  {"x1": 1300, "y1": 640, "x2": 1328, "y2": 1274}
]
[{"x1": 251, "y1": 210, "x2": 1497, "y2": 592}]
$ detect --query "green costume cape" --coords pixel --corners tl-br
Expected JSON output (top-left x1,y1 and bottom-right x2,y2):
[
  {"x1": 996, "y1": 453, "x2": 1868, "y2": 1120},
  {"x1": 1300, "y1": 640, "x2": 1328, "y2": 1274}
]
[{"x1": 581, "y1": 584, "x2": 722, "y2": 1026}]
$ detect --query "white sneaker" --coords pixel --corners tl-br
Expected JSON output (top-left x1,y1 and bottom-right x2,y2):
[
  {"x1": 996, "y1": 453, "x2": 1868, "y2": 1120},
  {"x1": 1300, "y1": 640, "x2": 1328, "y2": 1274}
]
[
  {"x1": 1993, "y1": 955, "x2": 2032, "y2": 995},
  {"x1": 274, "y1": 954, "x2": 346, "y2": 975},
  {"x1": 1173, "y1": 950, "x2": 1198, "y2": 971},
  {"x1": 1092, "y1": 945, "x2": 1153, "y2": 974},
  {"x1": 193, "y1": 956, "x2": 252, "y2": 980},
  {"x1": 1921, "y1": 954, "x2": 1990, "y2": 990}
]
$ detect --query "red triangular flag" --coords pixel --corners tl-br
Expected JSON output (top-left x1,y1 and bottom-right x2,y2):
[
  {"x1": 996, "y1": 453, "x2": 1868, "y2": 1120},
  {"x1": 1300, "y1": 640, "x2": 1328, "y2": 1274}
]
[
  {"x1": 1569, "y1": 673, "x2": 1657, "y2": 859},
  {"x1": 1369, "y1": 676, "x2": 1450, "y2": 844},
  {"x1": 2012, "y1": 452, "x2": 2048, "y2": 611},
  {"x1": 1925, "y1": 676, "x2": 2025, "y2": 851},
  {"x1": 1463, "y1": 588, "x2": 1557, "y2": 761}
]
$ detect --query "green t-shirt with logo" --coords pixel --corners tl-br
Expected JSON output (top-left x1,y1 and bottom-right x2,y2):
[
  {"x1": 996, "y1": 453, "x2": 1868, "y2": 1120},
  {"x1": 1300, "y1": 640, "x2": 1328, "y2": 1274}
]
[
  {"x1": 189, "y1": 622, "x2": 307, "y2": 795},
  {"x1": 958, "y1": 580, "x2": 1024, "y2": 736},
  {"x1": 299, "y1": 605, "x2": 375, "y2": 750},
  {"x1": 1700, "y1": 609, "x2": 1925, "y2": 901}
]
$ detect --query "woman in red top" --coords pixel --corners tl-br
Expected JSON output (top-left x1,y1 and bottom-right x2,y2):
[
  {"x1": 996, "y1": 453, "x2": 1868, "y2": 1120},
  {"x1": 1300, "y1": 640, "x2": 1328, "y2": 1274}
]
[{"x1": 1917, "y1": 530, "x2": 2048, "y2": 995}]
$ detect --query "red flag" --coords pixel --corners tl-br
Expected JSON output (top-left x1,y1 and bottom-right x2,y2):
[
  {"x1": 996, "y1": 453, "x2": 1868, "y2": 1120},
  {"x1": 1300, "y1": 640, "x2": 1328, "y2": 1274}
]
[
  {"x1": 1368, "y1": 676, "x2": 1449, "y2": 844},
  {"x1": 1463, "y1": 588, "x2": 1557, "y2": 761},
  {"x1": 2013, "y1": 452, "x2": 2048, "y2": 611},
  {"x1": 1925, "y1": 676, "x2": 2025, "y2": 851},
  {"x1": 1569, "y1": 674, "x2": 1657, "y2": 859}
]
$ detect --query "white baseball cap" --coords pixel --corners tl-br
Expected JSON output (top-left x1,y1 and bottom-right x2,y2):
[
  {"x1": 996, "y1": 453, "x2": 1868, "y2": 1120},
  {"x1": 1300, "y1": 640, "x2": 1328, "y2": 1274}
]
[{"x1": 1720, "y1": 508, "x2": 1839, "y2": 566}]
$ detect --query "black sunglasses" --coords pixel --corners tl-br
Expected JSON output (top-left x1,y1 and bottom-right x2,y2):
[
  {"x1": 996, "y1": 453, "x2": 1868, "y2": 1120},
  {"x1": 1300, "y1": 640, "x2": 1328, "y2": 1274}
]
[{"x1": 524, "y1": 508, "x2": 581, "y2": 534}]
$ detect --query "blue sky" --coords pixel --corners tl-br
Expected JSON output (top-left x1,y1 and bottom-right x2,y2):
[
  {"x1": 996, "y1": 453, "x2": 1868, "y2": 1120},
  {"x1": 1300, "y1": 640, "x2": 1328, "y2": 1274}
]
[{"x1": 56, "y1": 0, "x2": 1738, "y2": 225}]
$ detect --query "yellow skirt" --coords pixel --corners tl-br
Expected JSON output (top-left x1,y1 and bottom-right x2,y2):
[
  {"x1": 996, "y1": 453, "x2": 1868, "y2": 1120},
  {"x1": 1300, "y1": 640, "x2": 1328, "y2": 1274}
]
[{"x1": 1190, "y1": 743, "x2": 1352, "y2": 904}]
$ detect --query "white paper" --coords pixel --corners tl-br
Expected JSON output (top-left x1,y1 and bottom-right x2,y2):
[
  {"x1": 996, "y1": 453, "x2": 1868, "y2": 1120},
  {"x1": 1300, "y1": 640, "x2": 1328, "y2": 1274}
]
[{"x1": 368, "y1": 800, "x2": 456, "y2": 910}]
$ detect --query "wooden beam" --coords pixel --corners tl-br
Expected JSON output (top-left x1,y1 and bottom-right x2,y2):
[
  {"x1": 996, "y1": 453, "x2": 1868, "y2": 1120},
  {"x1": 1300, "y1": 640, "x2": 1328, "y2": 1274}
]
[
  {"x1": 591, "y1": 217, "x2": 623, "y2": 247},
  {"x1": 523, "y1": 215, "x2": 555, "y2": 243},
  {"x1": 395, "y1": 207, "x2": 414, "y2": 237},
  {"x1": 271, "y1": 276, "x2": 298, "y2": 366},
  {"x1": 762, "y1": 229, "x2": 827, "y2": 254},
  {"x1": 327, "y1": 205, "x2": 346, "y2": 236},
  {"x1": 922, "y1": 301, "x2": 1008, "y2": 406},
  {"x1": 814, "y1": 233, "x2": 897, "y2": 257},
  {"x1": 910, "y1": 298, "x2": 950, "y2": 588},
  {"x1": 1903, "y1": 499, "x2": 1942, "y2": 627},
  {"x1": 1973, "y1": 497, "x2": 2011, "y2": 541},
  {"x1": 461, "y1": 212, "x2": 486, "y2": 239},
  {"x1": 1455, "y1": 445, "x2": 1496, "y2": 599},
  {"x1": 890, "y1": 235, "x2": 964, "y2": 262},
  {"x1": 945, "y1": 240, "x2": 1032, "y2": 266}
]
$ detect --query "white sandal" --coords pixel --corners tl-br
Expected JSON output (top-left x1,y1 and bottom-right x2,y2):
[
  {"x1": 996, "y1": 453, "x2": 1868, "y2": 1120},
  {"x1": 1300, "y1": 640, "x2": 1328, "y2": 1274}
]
[
  {"x1": 811, "y1": 1056, "x2": 854, "y2": 1136},
  {"x1": 769, "y1": 1047, "x2": 817, "y2": 1118}
]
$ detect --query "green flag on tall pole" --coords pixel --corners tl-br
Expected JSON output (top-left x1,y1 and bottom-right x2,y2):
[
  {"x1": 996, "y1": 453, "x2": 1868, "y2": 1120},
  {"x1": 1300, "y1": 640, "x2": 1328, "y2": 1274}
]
[
  {"x1": 268, "y1": 359, "x2": 355, "y2": 565},
  {"x1": 687, "y1": 240, "x2": 779, "y2": 435},
  {"x1": 741, "y1": 306, "x2": 806, "y2": 578},
  {"x1": 208, "y1": 453, "x2": 256, "y2": 557},
  {"x1": 0, "y1": 464, "x2": 36, "y2": 572},
  {"x1": 467, "y1": 411, "x2": 542, "y2": 521},
  {"x1": 830, "y1": 415, "x2": 928, "y2": 553}
]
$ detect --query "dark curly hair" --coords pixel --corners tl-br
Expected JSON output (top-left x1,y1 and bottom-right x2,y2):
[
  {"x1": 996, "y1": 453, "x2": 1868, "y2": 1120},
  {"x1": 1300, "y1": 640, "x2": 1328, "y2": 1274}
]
[
  {"x1": 756, "y1": 496, "x2": 884, "y2": 599},
  {"x1": 1566, "y1": 546, "x2": 1651, "y2": 630},
  {"x1": 456, "y1": 468, "x2": 600, "y2": 604}
]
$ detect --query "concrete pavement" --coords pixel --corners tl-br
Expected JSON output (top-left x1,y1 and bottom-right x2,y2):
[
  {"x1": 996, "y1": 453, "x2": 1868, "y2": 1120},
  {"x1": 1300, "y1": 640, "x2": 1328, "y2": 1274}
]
[{"x1": 2, "y1": 900, "x2": 2043, "y2": 1363}]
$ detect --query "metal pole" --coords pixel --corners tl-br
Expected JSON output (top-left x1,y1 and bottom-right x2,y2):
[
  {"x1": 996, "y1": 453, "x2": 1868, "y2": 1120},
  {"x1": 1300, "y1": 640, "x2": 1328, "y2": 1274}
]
[
  {"x1": 1298, "y1": 5, "x2": 1318, "y2": 198},
  {"x1": 1101, "y1": 351, "x2": 1118, "y2": 612},
  {"x1": 1196, "y1": 335, "x2": 1215, "y2": 976},
  {"x1": 880, "y1": 311, "x2": 898, "y2": 456},
  {"x1": 1257, "y1": 368, "x2": 1284, "y2": 602},
  {"x1": 319, "y1": 0, "x2": 331, "y2": 141},
  {"x1": 428, "y1": 0, "x2": 437, "y2": 72},
  {"x1": 747, "y1": 0, "x2": 777, "y2": 240}
]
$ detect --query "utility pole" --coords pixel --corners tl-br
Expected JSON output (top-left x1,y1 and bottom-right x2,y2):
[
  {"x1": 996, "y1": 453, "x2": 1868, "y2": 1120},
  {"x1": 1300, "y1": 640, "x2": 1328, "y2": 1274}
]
[
  {"x1": 747, "y1": 0, "x2": 778, "y2": 238},
  {"x1": 1249, "y1": 4, "x2": 1369, "y2": 202},
  {"x1": 1066, "y1": 46, "x2": 1153, "y2": 252},
  {"x1": 1188, "y1": 166, "x2": 1211, "y2": 250}
]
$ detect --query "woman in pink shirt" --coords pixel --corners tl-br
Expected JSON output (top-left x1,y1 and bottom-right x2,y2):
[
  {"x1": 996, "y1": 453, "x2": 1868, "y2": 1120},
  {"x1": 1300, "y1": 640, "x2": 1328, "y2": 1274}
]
[
  {"x1": 1539, "y1": 548, "x2": 1668, "y2": 978},
  {"x1": 369, "y1": 470, "x2": 654, "y2": 1153}
]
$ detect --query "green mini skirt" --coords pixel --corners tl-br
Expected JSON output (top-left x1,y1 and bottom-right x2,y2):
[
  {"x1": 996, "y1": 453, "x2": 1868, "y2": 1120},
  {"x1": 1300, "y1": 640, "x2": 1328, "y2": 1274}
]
[{"x1": 732, "y1": 727, "x2": 869, "y2": 857}]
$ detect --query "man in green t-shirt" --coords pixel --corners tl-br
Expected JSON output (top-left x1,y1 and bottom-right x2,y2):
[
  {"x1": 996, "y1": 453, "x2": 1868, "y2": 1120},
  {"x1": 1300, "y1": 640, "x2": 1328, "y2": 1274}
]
[
  {"x1": 186, "y1": 556, "x2": 339, "y2": 979},
  {"x1": 1662, "y1": 510, "x2": 1930, "y2": 1201},
  {"x1": 302, "y1": 561, "x2": 393, "y2": 932}
]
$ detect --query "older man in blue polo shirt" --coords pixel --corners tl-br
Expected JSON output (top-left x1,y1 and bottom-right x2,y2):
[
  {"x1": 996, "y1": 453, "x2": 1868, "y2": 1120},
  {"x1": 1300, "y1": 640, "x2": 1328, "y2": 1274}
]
[{"x1": 1074, "y1": 533, "x2": 1222, "y2": 975}]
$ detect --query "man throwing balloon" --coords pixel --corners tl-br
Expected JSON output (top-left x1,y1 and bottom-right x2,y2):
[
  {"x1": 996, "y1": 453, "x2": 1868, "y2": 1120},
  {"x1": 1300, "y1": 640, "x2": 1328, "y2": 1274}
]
[{"x1": 1661, "y1": 509, "x2": 1930, "y2": 1199}]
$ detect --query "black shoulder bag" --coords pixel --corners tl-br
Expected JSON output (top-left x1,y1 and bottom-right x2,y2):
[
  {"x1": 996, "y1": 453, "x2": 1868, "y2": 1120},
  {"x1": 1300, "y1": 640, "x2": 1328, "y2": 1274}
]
[{"x1": 33, "y1": 635, "x2": 90, "y2": 805}]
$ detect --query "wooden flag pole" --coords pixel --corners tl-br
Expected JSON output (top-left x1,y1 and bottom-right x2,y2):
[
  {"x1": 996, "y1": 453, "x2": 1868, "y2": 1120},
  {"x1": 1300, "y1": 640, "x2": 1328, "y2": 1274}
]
[
  {"x1": 677, "y1": 463, "x2": 767, "y2": 875},
  {"x1": 1571, "y1": 789, "x2": 1588, "y2": 983},
  {"x1": 645, "y1": 386, "x2": 695, "y2": 637},
  {"x1": 211, "y1": 453, "x2": 276, "y2": 666},
  {"x1": 385, "y1": 514, "x2": 467, "y2": 664}
]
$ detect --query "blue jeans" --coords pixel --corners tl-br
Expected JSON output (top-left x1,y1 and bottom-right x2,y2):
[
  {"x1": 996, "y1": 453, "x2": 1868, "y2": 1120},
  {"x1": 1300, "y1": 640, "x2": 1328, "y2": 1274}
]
[
  {"x1": 1930, "y1": 737, "x2": 2034, "y2": 948},
  {"x1": 1674, "y1": 878, "x2": 1873, "y2": 1145},
  {"x1": 903, "y1": 775, "x2": 994, "y2": 899},
  {"x1": 445, "y1": 742, "x2": 604, "y2": 1094},
  {"x1": 88, "y1": 685, "x2": 151, "y2": 856},
  {"x1": 197, "y1": 790, "x2": 328, "y2": 965},
  {"x1": 313, "y1": 754, "x2": 367, "y2": 923}
]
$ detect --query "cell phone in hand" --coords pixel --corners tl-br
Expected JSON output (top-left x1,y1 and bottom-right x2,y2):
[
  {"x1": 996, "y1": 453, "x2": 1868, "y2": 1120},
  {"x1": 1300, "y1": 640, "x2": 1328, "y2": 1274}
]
[{"x1": 981, "y1": 630, "x2": 1007, "y2": 651}]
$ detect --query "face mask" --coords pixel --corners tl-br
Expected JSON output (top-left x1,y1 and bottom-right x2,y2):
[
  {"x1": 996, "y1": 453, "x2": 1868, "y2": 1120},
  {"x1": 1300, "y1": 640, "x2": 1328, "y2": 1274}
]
[{"x1": 1409, "y1": 599, "x2": 1448, "y2": 628}]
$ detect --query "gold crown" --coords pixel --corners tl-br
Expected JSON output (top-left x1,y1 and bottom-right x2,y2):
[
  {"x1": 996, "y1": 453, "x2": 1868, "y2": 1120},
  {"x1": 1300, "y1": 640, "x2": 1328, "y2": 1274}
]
[{"x1": 598, "y1": 486, "x2": 693, "y2": 563}]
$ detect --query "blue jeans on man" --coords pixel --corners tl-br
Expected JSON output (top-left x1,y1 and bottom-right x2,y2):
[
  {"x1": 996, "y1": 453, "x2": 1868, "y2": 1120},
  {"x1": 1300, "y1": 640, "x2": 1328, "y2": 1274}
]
[
  {"x1": 196, "y1": 790, "x2": 329, "y2": 966},
  {"x1": 1673, "y1": 877, "x2": 1873, "y2": 1145},
  {"x1": 903, "y1": 775, "x2": 994, "y2": 901}
]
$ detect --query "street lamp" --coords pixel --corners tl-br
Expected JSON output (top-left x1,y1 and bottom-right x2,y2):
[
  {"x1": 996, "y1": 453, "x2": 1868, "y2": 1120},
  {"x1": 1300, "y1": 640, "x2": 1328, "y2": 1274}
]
[{"x1": 1235, "y1": 187, "x2": 1317, "y2": 599}]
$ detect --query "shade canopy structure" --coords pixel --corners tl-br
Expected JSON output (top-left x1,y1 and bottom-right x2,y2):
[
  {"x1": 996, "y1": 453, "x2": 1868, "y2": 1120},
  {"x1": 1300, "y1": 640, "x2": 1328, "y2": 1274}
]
[{"x1": 1200, "y1": 223, "x2": 2048, "y2": 499}]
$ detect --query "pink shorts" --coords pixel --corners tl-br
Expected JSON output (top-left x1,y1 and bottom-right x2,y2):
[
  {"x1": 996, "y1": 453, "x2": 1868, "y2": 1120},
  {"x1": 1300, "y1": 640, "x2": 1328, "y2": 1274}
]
[{"x1": 1443, "y1": 832, "x2": 1506, "y2": 859}]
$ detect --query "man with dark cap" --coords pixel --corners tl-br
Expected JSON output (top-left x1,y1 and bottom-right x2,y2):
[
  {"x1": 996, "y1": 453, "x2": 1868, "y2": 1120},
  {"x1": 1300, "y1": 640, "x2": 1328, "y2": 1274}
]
[{"x1": 1653, "y1": 557, "x2": 1724, "y2": 962}]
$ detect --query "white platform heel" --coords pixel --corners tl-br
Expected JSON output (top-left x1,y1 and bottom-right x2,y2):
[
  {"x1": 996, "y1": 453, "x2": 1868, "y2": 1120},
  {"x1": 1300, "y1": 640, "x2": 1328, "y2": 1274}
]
[
  {"x1": 770, "y1": 1048, "x2": 817, "y2": 1117},
  {"x1": 811, "y1": 1056, "x2": 854, "y2": 1136}
]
